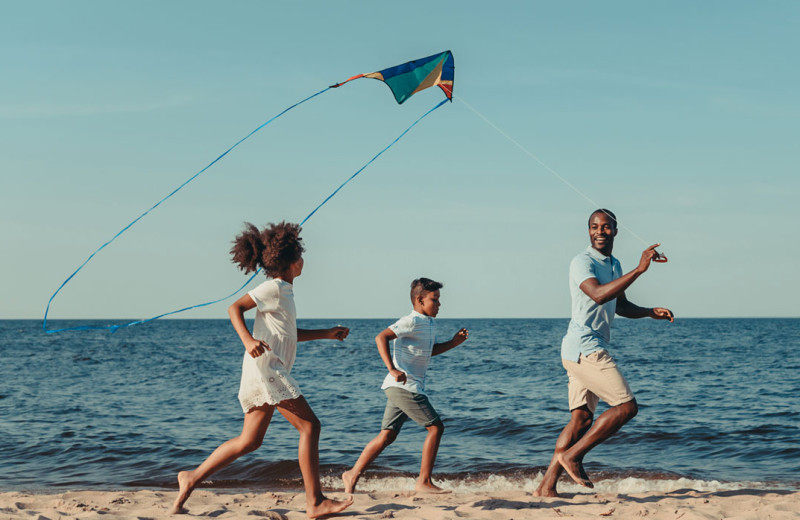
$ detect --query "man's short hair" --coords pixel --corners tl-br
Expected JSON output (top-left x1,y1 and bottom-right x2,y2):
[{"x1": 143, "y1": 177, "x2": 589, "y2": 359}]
[
  {"x1": 589, "y1": 209, "x2": 617, "y2": 229},
  {"x1": 410, "y1": 277, "x2": 443, "y2": 303}
]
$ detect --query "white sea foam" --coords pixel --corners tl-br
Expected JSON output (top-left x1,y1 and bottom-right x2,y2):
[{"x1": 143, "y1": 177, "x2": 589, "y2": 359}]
[{"x1": 323, "y1": 473, "x2": 772, "y2": 494}]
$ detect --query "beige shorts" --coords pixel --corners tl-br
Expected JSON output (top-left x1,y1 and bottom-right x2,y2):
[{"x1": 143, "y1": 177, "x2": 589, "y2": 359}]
[{"x1": 562, "y1": 349, "x2": 634, "y2": 413}]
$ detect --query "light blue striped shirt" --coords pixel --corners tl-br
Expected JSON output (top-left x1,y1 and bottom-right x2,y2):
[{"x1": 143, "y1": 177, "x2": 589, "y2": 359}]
[{"x1": 381, "y1": 310, "x2": 436, "y2": 394}]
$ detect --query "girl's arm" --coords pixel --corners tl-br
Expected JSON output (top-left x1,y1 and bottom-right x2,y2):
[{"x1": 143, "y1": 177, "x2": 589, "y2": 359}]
[
  {"x1": 297, "y1": 326, "x2": 349, "y2": 342},
  {"x1": 432, "y1": 328, "x2": 469, "y2": 356},
  {"x1": 376, "y1": 328, "x2": 405, "y2": 383},
  {"x1": 228, "y1": 294, "x2": 270, "y2": 358}
]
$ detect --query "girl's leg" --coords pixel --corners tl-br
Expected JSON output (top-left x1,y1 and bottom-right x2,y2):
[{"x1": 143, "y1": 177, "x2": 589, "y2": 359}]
[
  {"x1": 171, "y1": 404, "x2": 275, "y2": 514},
  {"x1": 342, "y1": 429, "x2": 398, "y2": 493},
  {"x1": 416, "y1": 421, "x2": 446, "y2": 493},
  {"x1": 276, "y1": 396, "x2": 353, "y2": 519}
]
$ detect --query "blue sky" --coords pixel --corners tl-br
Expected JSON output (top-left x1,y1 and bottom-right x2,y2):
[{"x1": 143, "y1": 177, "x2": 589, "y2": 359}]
[{"x1": 2, "y1": 1, "x2": 798, "y2": 321}]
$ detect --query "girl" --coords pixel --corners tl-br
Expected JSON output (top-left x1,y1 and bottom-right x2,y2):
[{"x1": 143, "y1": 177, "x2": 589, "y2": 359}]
[{"x1": 172, "y1": 221, "x2": 353, "y2": 518}]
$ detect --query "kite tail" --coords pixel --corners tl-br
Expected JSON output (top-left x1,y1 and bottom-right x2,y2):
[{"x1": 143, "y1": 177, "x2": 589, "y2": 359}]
[
  {"x1": 45, "y1": 97, "x2": 448, "y2": 334},
  {"x1": 43, "y1": 87, "x2": 332, "y2": 334}
]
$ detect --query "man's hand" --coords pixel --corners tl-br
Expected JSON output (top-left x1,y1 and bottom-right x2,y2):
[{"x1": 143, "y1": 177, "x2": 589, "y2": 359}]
[
  {"x1": 636, "y1": 244, "x2": 663, "y2": 274},
  {"x1": 244, "y1": 338, "x2": 270, "y2": 358},
  {"x1": 650, "y1": 307, "x2": 674, "y2": 322},
  {"x1": 389, "y1": 369, "x2": 407, "y2": 384}
]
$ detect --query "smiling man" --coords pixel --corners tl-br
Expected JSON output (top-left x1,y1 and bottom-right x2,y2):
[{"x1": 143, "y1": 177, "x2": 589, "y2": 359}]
[{"x1": 534, "y1": 209, "x2": 674, "y2": 497}]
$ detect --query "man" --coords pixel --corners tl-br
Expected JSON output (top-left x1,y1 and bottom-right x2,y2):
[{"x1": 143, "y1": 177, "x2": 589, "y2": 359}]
[{"x1": 534, "y1": 209, "x2": 673, "y2": 497}]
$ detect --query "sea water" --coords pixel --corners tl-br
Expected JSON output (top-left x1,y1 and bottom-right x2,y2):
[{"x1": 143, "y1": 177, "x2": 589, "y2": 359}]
[{"x1": 1, "y1": 318, "x2": 798, "y2": 492}]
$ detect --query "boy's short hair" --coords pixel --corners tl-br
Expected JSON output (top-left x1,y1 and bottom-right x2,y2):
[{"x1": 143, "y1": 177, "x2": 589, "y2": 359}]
[{"x1": 410, "y1": 277, "x2": 443, "y2": 303}]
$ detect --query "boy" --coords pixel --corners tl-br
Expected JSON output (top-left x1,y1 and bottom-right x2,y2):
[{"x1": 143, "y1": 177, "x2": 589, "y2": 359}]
[{"x1": 342, "y1": 277, "x2": 469, "y2": 494}]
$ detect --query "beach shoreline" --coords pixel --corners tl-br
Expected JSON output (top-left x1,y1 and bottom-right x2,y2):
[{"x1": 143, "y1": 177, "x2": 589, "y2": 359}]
[{"x1": 2, "y1": 487, "x2": 799, "y2": 519}]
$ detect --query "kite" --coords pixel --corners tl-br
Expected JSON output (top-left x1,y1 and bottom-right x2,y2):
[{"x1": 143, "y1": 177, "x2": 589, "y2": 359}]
[{"x1": 44, "y1": 51, "x2": 455, "y2": 333}]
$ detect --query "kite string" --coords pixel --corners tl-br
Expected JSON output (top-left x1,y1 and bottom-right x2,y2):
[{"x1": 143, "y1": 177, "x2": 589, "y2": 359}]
[
  {"x1": 300, "y1": 98, "x2": 448, "y2": 226},
  {"x1": 43, "y1": 86, "x2": 332, "y2": 334},
  {"x1": 45, "y1": 97, "x2": 448, "y2": 334},
  {"x1": 454, "y1": 94, "x2": 651, "y2": 247}
]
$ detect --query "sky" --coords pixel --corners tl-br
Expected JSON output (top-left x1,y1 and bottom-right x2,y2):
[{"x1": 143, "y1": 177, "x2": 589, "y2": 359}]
[{"x1": 2, "y1": 1, "x2": 798, "y2": 322}]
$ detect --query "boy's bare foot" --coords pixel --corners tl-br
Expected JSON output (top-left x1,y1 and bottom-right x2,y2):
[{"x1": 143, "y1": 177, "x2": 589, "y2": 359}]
[
  {"x1": 170, "y1": 471, "x2": 194, "y2": 514},
  {"x1": 306, "y1": 496, "x2": 354, "y2": 519},
  {"x1": 342, "y1": 469, "x2": 359, "y2": 494},
  {"x1": 414, "y1": 482, "x2": 451, "y2": 494},
  {"x1": 556, "y1": 453, "x2": 593, "y2": 488},
  {"x1": 532, "y1": 485, "x2": 559, "y2": 498}
]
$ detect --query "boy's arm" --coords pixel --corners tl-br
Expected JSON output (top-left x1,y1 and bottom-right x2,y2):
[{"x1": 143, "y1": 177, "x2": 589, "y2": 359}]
[
  {"x1": 432, "y1": 328, "x2": 469, "y2": 356},
  {"x1": 376, "y1": 328, "x2": 405, "y2": 383},
  {"x1": 616, "y1": 293, "x2": 674, "y2": 321},
  {"x1": 228, "y1": 294, "x2": 270, "y2": 358},
  {"x1": 297, "y1": 326, "x2": 349, "y2": 342}
]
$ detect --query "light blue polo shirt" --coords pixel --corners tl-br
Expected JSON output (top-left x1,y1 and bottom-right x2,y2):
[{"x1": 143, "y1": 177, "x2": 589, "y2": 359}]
[{"x1": 561, "y1": 246, "x2": 623, "y2": 362}]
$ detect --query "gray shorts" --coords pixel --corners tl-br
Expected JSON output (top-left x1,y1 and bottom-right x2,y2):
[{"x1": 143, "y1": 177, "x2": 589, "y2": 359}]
[{"x1": 381, "y1": 387, "x2": 442, "y2": 432}]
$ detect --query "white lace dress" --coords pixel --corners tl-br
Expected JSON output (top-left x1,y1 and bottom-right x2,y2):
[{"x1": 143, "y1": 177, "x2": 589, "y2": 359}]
[{"x1": 237, "y1": 278, "x2": 303, "y2": 412}]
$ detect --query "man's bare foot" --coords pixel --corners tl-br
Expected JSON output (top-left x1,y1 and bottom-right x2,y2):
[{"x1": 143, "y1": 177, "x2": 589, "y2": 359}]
[
  {"x1": 556, "y1": 453, "x2": 593, "y2": 488},
  {"x1": 414, "y1": 482, "x2": 451, "y2": 494},
  {"x1": 342, "y1": 468, "x2": 359, "y2": 494},
  {"x1": 306, "y1": 496, "x2": 354, "y2": 519},
  {"x1": 170, "y1": 471, "x2": 194, "y2": 514}
]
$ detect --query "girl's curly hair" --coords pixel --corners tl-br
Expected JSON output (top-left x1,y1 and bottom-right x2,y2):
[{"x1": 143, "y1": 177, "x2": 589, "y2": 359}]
[{"x1": 230, "y1": 221, "x2": 305, "y2": 277}]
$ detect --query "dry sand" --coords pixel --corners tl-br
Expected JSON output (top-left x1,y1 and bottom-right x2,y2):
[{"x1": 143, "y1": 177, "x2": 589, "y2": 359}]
[{"x1": 1, "y1": 487, "x2": 798, "y2": 520}]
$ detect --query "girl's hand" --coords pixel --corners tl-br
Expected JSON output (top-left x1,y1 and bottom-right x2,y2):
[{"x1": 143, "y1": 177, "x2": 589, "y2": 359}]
[
  {"x1": 329, "y1": 326, "x2": 350, "y2": 341},
  {"x1": 245, "y1": 338, "x2": 270, "y2": 358},
  {"x1": 452, "y1": 328, "x2": 469, "y2": 345},
  {"x1": 389, "y1": 369, "x2": 407, "y2": 384}
]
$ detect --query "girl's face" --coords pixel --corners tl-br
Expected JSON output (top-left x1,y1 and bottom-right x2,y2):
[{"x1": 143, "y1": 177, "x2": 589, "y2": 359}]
[{"x1": 289, "y1": 256, "x2": 304, "y2": 278}]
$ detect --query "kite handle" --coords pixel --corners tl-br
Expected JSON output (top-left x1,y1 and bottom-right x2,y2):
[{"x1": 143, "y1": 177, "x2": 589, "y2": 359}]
[{"x1": 653, "y1": 250, "x2": 668, "y2": 263}]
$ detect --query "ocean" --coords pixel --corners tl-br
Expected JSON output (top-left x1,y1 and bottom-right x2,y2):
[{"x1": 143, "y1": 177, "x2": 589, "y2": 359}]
[{"x1": 1, "y1": 318, "x2": 798, "y2": 494}]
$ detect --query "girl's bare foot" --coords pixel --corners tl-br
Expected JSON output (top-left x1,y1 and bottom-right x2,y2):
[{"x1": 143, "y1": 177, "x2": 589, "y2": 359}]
[
  {"x1": 306, "y1": 495, "x2": 354, "y2": 519},
  {"x1": 342, "y1": 469, "x2": 359, "y2": 494},
  {"x1": 170, "y1": 471, "x2": 194, "y2": 514}
]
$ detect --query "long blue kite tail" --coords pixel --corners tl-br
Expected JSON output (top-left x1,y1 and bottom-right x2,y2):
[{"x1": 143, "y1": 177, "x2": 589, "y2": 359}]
[
  {"x1": 44, "y1": 96, "x2": 448, "y2": 334},
  {"x1": 43, "y1": 87, "x2": 331, "y2": 333}
]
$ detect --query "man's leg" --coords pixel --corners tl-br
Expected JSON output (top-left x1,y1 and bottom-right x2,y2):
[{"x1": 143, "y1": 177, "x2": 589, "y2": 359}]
[
  {"x1": 534, "y1": 406, "x2": 593, "y2": 497},
  {"x1": 557, "y1": 399, "x2": 638, "y2": 487}
]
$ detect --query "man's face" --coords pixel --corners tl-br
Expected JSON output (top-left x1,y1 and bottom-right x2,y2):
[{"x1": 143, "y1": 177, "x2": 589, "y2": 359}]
[
  {"x1": 588, "y1": 212, "x2": 617, "y2": 255},
  {"x1": 418, "y1": 289, "x2": 441, "y2": 318}
]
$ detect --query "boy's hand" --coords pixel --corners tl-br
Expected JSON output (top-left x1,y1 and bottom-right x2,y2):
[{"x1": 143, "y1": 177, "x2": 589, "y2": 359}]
[
  {"x1": 452, "y1": 328, "x2": 469, "y2": 346},
  {"x1": 389, "y1": 369, "x2": 407, "y2": 384},
  {"x1": 245, "y1": 338, "x2": 270, "y2": 358},
  {"x1": 328, "y1": 326, "x2": 350, "y2": 341}
]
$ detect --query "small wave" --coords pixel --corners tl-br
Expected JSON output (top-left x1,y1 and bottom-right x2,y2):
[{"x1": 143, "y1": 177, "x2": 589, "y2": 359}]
[{"x1": 322, "y1": 472, "x2": 785, "y2": 494}]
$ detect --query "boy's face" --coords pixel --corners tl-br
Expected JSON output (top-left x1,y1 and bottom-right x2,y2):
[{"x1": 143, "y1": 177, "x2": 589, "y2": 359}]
[{"x1": 417, "y1": 289, "x2": 441, "y2": 317}]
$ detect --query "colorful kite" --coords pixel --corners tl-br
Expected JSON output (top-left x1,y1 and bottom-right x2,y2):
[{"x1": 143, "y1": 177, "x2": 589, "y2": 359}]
[{"x1": 44, "y1": 51, "x2": 455, "y2": 333}]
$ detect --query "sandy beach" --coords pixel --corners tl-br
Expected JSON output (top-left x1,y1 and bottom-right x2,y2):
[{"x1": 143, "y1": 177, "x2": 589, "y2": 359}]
[{"x1": 2, "y1": 487, "x2": 798, "y2": 520}]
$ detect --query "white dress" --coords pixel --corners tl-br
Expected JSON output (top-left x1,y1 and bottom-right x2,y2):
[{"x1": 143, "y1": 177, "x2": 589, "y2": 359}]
[{"x1": 237, "y1": 278, "x2": 303, "y2": 412}]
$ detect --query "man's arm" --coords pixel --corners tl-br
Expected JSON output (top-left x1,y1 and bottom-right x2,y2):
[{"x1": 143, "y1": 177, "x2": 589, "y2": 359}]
[
  {"x1": 580, "y1": 244, "x2": 661, "y2": 305},
  {"x1": 432, "y1": 328, "x2": 469, "y2": 356},
  {"x1": 615, "y1": 292, "x2": 673, "y2": 321}
]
